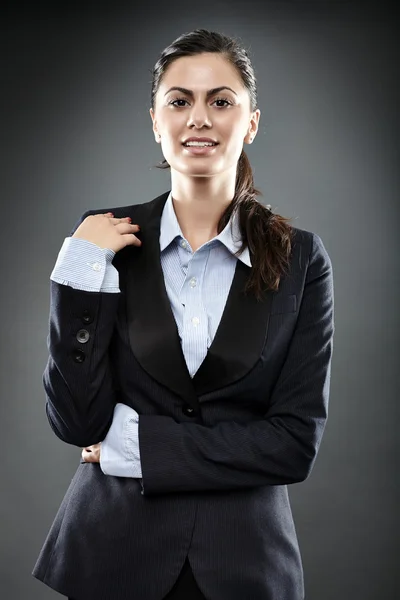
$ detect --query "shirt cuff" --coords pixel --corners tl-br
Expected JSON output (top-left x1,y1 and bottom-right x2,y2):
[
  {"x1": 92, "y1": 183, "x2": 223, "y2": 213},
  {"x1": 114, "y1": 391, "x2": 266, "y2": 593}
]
[
  {"x1": 100, "y1": 403, "x2": 142, "y2": 478},
  {"x1": 50, "y1": 237, "x2": 120, "y2": 293}
]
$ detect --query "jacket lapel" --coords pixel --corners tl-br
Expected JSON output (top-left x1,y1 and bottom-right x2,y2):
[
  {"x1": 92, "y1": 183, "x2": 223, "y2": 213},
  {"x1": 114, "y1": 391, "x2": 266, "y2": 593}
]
[{"x1": 115, "y1": 192, "x2": 274, "y2": 412}]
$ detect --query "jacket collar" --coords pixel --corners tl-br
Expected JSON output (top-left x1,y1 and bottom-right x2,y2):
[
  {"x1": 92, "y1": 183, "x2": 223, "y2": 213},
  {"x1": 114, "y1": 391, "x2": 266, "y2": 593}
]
[{"x1": 114, "y1": 191, "x2": 274, "y2": 413}]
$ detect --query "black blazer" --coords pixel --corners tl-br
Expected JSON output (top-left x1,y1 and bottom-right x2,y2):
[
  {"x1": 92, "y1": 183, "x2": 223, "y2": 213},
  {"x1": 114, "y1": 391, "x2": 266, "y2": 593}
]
[{"x1": 33, "y1": 191, "x2": 334, "y2": 600}]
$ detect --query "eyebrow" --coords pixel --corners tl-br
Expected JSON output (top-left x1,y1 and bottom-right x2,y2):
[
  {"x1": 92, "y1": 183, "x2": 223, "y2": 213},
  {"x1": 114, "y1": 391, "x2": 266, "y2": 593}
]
[{"x1": 164, "y1": 86, "x2": 238, "y2": 97}]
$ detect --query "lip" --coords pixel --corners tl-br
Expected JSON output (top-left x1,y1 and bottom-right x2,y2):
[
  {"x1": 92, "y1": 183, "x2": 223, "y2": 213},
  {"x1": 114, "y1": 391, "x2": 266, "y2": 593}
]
[
  {"x1": 182, "y1": 144, "x2": 219, "y2": 156},
  {"x1": 182, "y1": 137, "x2": 219, "y2": 145},
  {"x1": 182, "y1": 137, "x2": 219, "y2": 156}
]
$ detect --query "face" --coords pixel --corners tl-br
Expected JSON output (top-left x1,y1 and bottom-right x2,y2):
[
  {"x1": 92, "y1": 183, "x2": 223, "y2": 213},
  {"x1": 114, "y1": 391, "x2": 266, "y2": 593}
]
[{"x1": 150, "y1": 53, "x2": 260, "y2": 178}]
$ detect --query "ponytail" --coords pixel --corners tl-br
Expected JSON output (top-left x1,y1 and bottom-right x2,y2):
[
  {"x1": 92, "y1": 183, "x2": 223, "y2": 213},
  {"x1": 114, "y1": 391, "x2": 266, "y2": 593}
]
[
  {"x1": 218, "y1": 150, "x2": 294, "y2": 301},
  {"x1": 156, "y1": 150, "x2": 294, "y2": 301}
]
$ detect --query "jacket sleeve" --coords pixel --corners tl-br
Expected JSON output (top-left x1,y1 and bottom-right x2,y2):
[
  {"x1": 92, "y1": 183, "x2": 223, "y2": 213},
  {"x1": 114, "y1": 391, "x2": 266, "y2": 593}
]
[
  {"x1": 138, "y1": 232, "x2": 335, "y2": 495},
  {"x1": 43, "y1": 211, "x2": 121, "y2": 447}
]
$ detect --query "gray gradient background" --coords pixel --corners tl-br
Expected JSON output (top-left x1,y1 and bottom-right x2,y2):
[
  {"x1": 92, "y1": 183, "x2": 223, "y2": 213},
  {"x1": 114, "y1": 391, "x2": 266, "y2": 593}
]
[{"x1": 1, "y1": 1, "x2": 399, "y2": 599}]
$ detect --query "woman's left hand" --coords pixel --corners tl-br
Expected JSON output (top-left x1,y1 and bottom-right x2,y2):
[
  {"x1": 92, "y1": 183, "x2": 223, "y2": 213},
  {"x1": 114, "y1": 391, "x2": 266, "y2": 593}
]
[{"x1": 82, "y1": 443, "x2": 101, "y2": 463}]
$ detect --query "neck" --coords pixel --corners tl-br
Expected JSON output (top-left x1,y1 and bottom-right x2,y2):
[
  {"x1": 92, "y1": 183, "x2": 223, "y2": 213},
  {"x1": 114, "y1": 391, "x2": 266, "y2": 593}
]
[{"x1": 170, "y1": 170, "x2": 236, "y2": 241}]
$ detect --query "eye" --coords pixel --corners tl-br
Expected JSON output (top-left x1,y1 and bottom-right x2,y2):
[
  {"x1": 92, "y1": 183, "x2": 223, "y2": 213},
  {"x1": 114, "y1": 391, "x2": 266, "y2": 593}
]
[
  {"x1": 168, "y1": 96, "x2": 233, "y2": 108},
  {"x1": 168, "y1": 97, "x2": 189, "y2": 107},
  {"x1": 212, "y1": 97, "x2": 233, "y2": 107}
]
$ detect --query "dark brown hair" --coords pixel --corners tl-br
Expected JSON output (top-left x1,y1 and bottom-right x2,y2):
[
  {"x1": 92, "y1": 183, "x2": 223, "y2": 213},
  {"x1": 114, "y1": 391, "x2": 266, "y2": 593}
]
[{"x1": 151, "y1": 29, "x2": 294, "y2": 301}]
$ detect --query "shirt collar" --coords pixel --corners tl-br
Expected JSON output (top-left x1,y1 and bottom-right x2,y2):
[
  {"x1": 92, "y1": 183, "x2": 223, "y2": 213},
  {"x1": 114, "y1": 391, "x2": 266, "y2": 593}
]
[{"x1": 159, "y1": 192, "x2": 252, "y2": 267}]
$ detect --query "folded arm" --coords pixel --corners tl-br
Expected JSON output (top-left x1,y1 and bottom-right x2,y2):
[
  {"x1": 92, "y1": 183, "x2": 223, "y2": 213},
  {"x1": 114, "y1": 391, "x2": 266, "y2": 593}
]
[{"x1": 137, "y1": 233, "x2": 334, "y2": 495}]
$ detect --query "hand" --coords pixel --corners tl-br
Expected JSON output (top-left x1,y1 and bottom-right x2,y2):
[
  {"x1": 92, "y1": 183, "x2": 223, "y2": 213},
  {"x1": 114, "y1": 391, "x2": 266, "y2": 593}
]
[
  {"x1": 72, "y1": 212, "x2": 142, "y2": 253},
  {"x1": 82, "y1": 443, "x2": 101, "y2": 463}
]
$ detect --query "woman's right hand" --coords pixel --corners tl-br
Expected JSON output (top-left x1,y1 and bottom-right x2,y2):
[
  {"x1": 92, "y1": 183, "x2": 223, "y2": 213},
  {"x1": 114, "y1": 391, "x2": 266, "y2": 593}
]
[{"x1": 72, "y1": 212, "x2": 142, "y2": 253}]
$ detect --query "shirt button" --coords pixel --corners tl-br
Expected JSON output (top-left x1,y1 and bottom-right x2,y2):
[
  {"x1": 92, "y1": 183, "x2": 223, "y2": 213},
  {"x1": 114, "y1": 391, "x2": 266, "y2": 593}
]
[
  {"x1": 92, "y1": 262, "x2": 102, "y2": 271},
  {"x1": 190, "y1": 278, "x2": 197, "y2": 287},
  {"x1": 180, "y1": 240, "x2": 187, "y2": 249},
  {"x1": 192, "y1": 317, "x2": 200, "y2": 326}
]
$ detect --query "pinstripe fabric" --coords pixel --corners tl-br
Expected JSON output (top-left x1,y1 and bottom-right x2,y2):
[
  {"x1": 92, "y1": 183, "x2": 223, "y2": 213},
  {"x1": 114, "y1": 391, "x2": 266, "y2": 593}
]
[
  {"x1": 69, "y1": 557, "x2": 206, "y2": 600},
  {"x1": 159, "y1": 192, "x2": 250, "y2": 378},
  {"x1": 51, "y1": 192, "x2": 251, "y2": 378},
  {"x1": 33, "y1": 191, "x2": 334, "y2": 600},
  {"x1": 51, "y1": 236, "x2": 120, "y2": 292},
  {"x1": 50, "y1": 193, "x2": 252, "y2": 479}
]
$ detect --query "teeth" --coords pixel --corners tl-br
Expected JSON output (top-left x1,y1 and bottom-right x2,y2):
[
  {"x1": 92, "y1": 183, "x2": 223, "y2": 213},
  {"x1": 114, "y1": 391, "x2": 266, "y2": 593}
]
[{"x1": 185, "y1": 141, "x2": 215, "y2": 147}]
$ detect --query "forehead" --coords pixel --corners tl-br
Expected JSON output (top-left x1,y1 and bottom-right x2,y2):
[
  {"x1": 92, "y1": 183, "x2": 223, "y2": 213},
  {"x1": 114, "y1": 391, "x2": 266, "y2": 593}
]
[{"x1": 159, "y1": 53, "x2": 245, "y2": 92}]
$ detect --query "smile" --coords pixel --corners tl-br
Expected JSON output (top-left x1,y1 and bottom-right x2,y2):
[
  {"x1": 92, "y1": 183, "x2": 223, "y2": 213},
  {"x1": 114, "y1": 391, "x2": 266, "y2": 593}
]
[
  {"x1": 183, "y1": 141, "x2": 218, "y2": 147},
  {"x1": 182, "y1": 143, "x2": 219, "y2": 155}
]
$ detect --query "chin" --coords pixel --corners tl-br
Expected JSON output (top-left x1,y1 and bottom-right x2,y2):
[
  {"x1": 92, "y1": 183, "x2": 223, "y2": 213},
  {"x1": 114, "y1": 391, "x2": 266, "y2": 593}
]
[
  {"x1": 174, "y1": 160, "x2": 222, "y2": 178},
  {"x1": 185, "y1": 169, "x2": 219, "y2": 179}
]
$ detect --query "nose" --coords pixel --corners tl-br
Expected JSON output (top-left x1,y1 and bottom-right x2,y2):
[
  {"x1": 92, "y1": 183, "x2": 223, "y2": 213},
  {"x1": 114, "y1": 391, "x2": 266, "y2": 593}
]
[{"x1": 187, "y1": 104, "x2": 212, "y2": 129}]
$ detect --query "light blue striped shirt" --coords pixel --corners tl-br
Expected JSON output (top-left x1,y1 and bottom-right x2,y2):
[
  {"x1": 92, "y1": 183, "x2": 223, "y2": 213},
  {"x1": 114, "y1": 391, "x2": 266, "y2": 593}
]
[{"x1": 50, "y1": 192, "x2": 251, "y2": 478}]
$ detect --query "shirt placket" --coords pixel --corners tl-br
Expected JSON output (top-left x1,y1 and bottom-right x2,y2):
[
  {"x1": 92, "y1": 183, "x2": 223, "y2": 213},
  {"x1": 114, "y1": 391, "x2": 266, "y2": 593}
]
[{"x1": 178, "y1": 239, "x2": 209, "y2": 378}]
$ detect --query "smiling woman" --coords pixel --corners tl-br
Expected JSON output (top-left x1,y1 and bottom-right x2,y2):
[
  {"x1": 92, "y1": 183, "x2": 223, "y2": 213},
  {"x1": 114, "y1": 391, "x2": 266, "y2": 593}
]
[
  {"x1": 33, "y1": 28, "x2": 334, "y2": 600},
  {"x1": 151, "y1": 60, "x2": 257, "y2": 175},
  {"x1": 149, "y1": 30, "x2": 294, "y2": 282}
]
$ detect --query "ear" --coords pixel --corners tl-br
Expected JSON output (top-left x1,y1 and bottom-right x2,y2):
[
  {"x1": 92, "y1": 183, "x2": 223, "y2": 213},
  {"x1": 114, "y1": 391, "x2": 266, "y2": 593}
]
[
  {"x1": 149, "y1": 108, "x2": 161, "y2": 143},
  {"x1": 244, "y1": 108, "x2": 261, "y2": 145}
]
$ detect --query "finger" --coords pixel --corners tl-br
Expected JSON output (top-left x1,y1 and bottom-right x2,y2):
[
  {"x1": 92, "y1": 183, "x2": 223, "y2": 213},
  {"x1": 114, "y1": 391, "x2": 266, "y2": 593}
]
[
  {"x1": 114, "y1": 222, "x2": 141, "y2": 234},
  {"x1": 124, "y1": 233, "x2": 142, "y2": 246},
  {"x1": 82, "y1": 451, "x2": 93, "y2": 463},
  {"x1": 114, "y1": 224, "x2": 142, "y2": 245},
  {"x1": 95, "y1": 214, "x2": 137, "y2": 225},
  {"x1": 109, "y1": 217, "x2": 139, "y2": 226}
]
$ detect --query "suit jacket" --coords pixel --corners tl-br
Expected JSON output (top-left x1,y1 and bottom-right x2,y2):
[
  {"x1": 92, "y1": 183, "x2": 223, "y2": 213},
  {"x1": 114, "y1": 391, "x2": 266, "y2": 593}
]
[{"x1": 33, "y1": 191, "x2": 334, "y2": 600}]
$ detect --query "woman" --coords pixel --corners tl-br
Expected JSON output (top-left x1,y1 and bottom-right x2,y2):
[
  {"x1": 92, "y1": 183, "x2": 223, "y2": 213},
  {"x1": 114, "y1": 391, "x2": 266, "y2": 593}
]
[{"x1": 33, "y1": 29, "x2": 334, "y2": 600}]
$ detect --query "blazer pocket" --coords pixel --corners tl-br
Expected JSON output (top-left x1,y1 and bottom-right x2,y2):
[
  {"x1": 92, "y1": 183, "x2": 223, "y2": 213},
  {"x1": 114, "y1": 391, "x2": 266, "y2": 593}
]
[{"x1": 271, "y1": 294, "x2": 297, "y2": 315}]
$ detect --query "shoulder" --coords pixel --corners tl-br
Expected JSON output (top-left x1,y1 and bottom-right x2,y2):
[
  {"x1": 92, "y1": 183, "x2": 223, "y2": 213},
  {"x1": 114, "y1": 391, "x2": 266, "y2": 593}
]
[
  {"x1": 69, "y1": 191, "x2": 170, "y2": 235},
  {"x1": 288, "y1": 226, "x2": 333, "y2": 281},
  {"x1": 291, "y1": 225, "x2": 332, "y2": 262}
]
